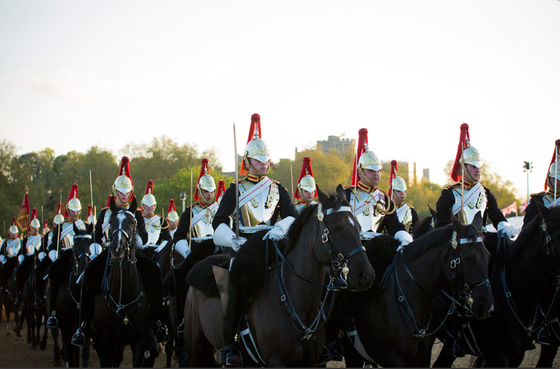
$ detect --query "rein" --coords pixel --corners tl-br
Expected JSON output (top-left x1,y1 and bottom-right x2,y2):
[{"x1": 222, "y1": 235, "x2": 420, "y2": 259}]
[
  {"x1": 103, "y1": 209, "x2": 144, "y2": 324},
  {"x1": 272, "y1": 203, "x2": 364, "y2": 339},
  {"x1": 395, "y1": 231, "x2": 487, "y2": 338},
  {"x1": 501, "y1": 218, "x2": 560, "y2": 337}
]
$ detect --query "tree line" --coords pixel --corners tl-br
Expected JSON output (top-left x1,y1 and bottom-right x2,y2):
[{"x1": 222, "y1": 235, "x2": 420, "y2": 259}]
[{"x1": 0, "y1": 136, "x2": 521, "y2": 236}]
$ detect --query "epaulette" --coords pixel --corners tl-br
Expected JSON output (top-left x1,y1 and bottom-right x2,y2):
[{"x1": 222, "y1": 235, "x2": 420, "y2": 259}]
[
  {"x1": 343, "y1": 185, "x2": 354, "y2": 190},
  {"x1": 444, "y1": 183, "x2": 461, "y2": 190}
]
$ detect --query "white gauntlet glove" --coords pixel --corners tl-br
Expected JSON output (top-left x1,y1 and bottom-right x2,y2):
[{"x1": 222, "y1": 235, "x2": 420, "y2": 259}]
[
  {"x1": 263, "y1": 216, "x2": 295, "y2": 242},
  {"x1": 0, "y1": 254, "x2": 6, "y2": 264},
  {"x1": 497, "y1": 221, "x2": 514, "y2": 239},
  {"x1": 213, "y1": 223, "x2": 247, "y2": 252},
  {"x1": 89, "y1": 243, "x2": 103, "y2": 259},
  {"x1": 174, "y1": 239, "x2": 190, "y2": 258},
  {"x1": 395, "y1": 230, "x2": 413, "y2": 253}
]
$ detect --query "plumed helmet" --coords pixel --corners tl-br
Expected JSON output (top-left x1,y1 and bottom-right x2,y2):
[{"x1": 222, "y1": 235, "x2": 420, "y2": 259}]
[
  {"x1": 352, "y1": 129, "x2": 382, "y2": 186},
  {"x1": 545, "y1": 139, "x2": 560, "y2": 190},
  {"x1": 43, "y1": 219, "x2": 50, "y2": 233},
  {"x1": 86, "y1": 205, "x2": 96, "y2": 224},
  {"x1": 449, "y1": 123, "x2": 482, "y2": 182},
  {"x1": 66, "y1": 183, "x2": 82, "y2": 213},
  {"x1": 9, "y1": 217, "x2": 18, "y2": 235},
  {"x1": 30, "y1": 208, "x2": 41, "y2": 229},
  {"x1": 241, "y1": 114, "x2": 271, "y2": 174},
  {"x1": 167, "y1": 199, "x2": 179, "y2": 222},
  {"x1": 142, "y1": 180, "x2": 157, "y2": 207},
  {"x1": 389, "y1": 160, "x2": 407, "y2": 194},
  {"x1": 194, "y1": 158, "x2": 216, "y2": 202},
  {"x1": 295, "y1": 157, "x2": 317, "y2": 200},
  {"x1": 105, "y1": 195, "x2": 114, "y2": 208},
  {"x1": 113, "y1": 156, "x2": 134, "y2": 198},
  {"x1": 53, "y1": 203, "x2": 65, "y2": 225}
]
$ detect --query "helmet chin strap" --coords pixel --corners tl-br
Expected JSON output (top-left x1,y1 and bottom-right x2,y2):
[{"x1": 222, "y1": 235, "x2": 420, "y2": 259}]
[
  {"x1": 245, "y1": 156, "x2": 269, "y2": 177},
  {"x1": 358, "y1": 167, "x2": 378, "y2": 189}
]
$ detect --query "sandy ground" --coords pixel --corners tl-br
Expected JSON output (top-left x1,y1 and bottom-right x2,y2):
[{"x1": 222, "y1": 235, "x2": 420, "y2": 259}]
[{"x1": 1, "y1": 306, "x2": 559, "y2": 368}]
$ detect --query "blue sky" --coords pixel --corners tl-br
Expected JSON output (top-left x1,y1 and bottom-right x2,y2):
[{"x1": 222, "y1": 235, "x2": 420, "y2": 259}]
[{"x1": 1, "y1": 0, "x2": 559, "y2": 200}]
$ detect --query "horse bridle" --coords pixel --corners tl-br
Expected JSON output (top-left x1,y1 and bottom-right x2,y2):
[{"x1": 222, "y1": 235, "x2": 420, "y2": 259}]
[
  {"x1": 272, "y1": 202, "x2": 366, "y2": 339},
  {"x1": 110, "y1": 210, "x2": 138, "y2": 263},
  {"x1": 396, "y1": 230, "x2": 488, "y2": 338},
  {"x1": 68, "y1": 233, "x2": 93, "y2": 308},
  {"x1": 315, "y1": 203, "x2": 366, "y2": 291}
]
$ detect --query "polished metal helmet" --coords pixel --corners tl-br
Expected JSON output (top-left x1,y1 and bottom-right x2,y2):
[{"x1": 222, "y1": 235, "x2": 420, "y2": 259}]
[
  {"x1": 142, "y1": 180, "x2": 157, "y2": 207},
  {"x1": 30, "y1": 208, "x2": 41, "y2": 229},
  {"x1": 113, "y1": 156, "x2": 134, "y2": 197},
  {"x1": 9, "y1": 217, "x2": 18, "y2": 235},
  {"x1": 66, "y1": 183, "x2": 82, "y2": 213},
  {"x1": 244, "y1": 113, "x2": 270, "y2": 164},
  {"x1": 298, "y1": 174, "x2": 316, "y2": 193},
  {"x1": 392, "y1": 176, "x2": 407, "y2": 192},
  {"x1": 359, "y1": 148, "x2": 382, "y2": 172},
  {"x1": 460, "y1": 146, "x2": 482, "y2": 169},
  {"x1": 86, "y1": 205, "x2": 96, "y2": 224},
  {"x1": 549, "y1": 161, "x2": 560, "y2": 181},
  {"x1": 53, "y1": 203, "x2": 65, "y2": 225},
  {"x1": 167, "y1": 199, "x2": 179, "y2": 222}
]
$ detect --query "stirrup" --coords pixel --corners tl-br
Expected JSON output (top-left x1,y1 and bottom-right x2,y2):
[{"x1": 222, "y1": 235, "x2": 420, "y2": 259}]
[
  {"x1": 155, "y1": 321, "x2": 170, "y2": 343},
  {"x1": 176, "y1": 322, "x2": 184, "y2": 338},
  {"x1": 46, "y1": 315, "x2": 58, "y2": 329},
  {"x1": 220, "y1": 343, "x2": 242, "y2": 367},
  {"x1": 71, "y1": 328, "x2": 86, "y2": 347},
  {"x1": 537, "y1": 327, "x2": 552, "y2": 346}
]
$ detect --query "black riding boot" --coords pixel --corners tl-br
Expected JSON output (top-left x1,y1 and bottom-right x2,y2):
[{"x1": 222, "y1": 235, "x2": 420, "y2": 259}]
[
  {"x1": 46, "y1": 282, "x2": 59, "y2": 329},
  {"x1": 319, "y1": 290, "x2": 347, "y2": 365},
  {"x1": 537, "y1": 326, "x2": 553, "y2": 346},
  {"x1": 220, "y1": 288, "x2": 243, "y2": 367},
  {"x1": 71, "y1": 273, "x2": 95, "y2": 347}
]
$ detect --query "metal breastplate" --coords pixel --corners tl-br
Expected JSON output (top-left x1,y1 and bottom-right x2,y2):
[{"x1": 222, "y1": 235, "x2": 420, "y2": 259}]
[
  {"x1": 192, "y1": 205, "x2": 215, "y2": 238},
  {"x1": 350, "y1": 190, "x2": 386, "y2": 233},
  {"x1": 60, "y1": 221, "x2": 86, "y2": 250},
  {"x1": 145, "y1": 215, "x2": 162, "y2": 245},
  {"x1": 543, "y1": 193, "x2": 560, "y2": 208},
  {"x1": 238, "y1": 181, "x2": 280, "y2": 227},
  {"x1": 6, "y1": 238, "x2": 21, "y2": 257},
  {"x1": 397, "y1": 205, "x2": 413, "y2": 233},
  {"x1": 25, "y1": 235, "x2": 42, "y2": 255},
  {"x1": 452, "y1": 187, "x2": 488, "y2": 224}
]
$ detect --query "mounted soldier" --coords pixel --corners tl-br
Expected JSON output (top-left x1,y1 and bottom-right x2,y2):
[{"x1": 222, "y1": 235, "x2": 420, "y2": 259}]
[
  {"x1": 71, "y1": 156, "x2": 169, "y2": 347},
  {"x1": 322, "y1": 128, "x2": 413, "y2": 365},
  {"x1": 15, "y1": 208, "x2": 43, "y2": 305},
  {"x1": 173, "y1": 158, "x2": 218, "y2": 260},
  {"x1": 435, "y1": 123, "x2": 513, "y2": 237},
  {"x1": 0, "y1": 217, "x2": 21, "y2": 295},
  {"x1": 212, "y1": 113, "x2": 298, "y2": 367},
  {"x1": 294, "y1": 156, "x2": 318, "y2": 213},
  {"x1": 524, "y1": 139, "x2": 560, "y2": 225},
  {"x1": 33, "y1": 204, "x2": 64, "y2": 309},
  {"x1": 46, "y1": 183, "x2": 86, "y2": 329},
  {"x1": 389, "y1": 160, "x2": 419, "y2": 235},
  {"x1": 166, "y1": 199, "x2": 180, "y2": 240},
  {"x1": 138, "y1": 180, "x2": 171, "y2": 259}
]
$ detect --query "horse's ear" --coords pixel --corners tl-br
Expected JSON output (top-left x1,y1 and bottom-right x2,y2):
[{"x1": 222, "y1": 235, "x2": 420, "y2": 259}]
[
  {"x1": 73, "y1": 222, "x2": 79, "y2": 234},
  {"x1": 128, "y1": 196, "x2": 137, "y2": 213},
  {"x1": 336, "y1": 184, "x2": 346, "y2": 201},
  {"x1": 428, "y1": 205, "x2": 437, "y2": 219},
  {"x1": 87, "y1": 221, "x2": 94, "y2": 235},
  {"x1": 471, "y1": 211, "x2": 483, "y2": 232},
  {"x1": 536, "y1": 199, "x2": 550, "y2": 219},
  {"x1": 451, "y1": 213, "x2": 464, "y2": 233},
  {"x1": 110, "y1": 196, "x2": 117, "y2": 212}
]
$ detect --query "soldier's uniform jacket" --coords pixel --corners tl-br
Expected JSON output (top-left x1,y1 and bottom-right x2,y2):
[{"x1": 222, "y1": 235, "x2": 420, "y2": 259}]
[
  {"x1": 436, "y1": 182, "x2": 505, "y2": 229},
  {"x1": 143, "y1": 214, "x2": 171, "y2": 245},
  {"x1": 174, "y1": 201, "x2": 219, "y2": 243},
  {"x1": 94, "y1": 202, "x2": 149, "y2": 247},
  {"x1": 1, "y1": 237, "x2": 21, "y2": 259},
  {"x1": 21, "y1": 233, "x2": 43, "y2": 256},
  {"x1": 213, "y1": 174, "x2": 297, "y2": 232},
  {"x1": 295, "y1": 200, "x2": 317, "y2": 214},
  {"x1": 48, "y1": 220, "x2": 86, "y2": 252},
  {"x1": 395, "y1": 203, "x2": 420, "y2": 234},
  {"x1": 523, "y1": 190, "x2": 560, "y2": 226},
  {"x1": 344, "y1": 183, "x2": 405, "y2": 236}
]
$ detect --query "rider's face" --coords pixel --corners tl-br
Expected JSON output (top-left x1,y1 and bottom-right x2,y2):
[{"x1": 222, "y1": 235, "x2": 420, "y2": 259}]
[
  {"x1": 464, "y1": 164, "x2": 481, "y2": 182},
  {"x1": 360, "y1": 168, "x2": 381, "y2": 187}
]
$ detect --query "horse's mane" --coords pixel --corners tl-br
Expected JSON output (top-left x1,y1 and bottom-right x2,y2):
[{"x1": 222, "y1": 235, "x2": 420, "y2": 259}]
[
  {"x1": 509, "y1": 206, "x2": 560, "y2": 260},
  {"x1": 285, "y1": 189, "x2": 347, "y2": 255},
  {"x1": 406, "y1": 220, "x2": 480, "y2": 256}
]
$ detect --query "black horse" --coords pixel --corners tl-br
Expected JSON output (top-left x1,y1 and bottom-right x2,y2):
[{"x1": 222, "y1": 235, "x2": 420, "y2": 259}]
[
  {"x1": 342, "y1": 212, "x2": 493, "y2": 367},
  {"x1": 91, "y1": 198, "x2": 157, "y2": 367},
  {"x1": 183, "y1": 185, "x2": 375, "y2": 367},
  {"x1": 432, "y1": 201, "x2": 560, "y2": 367},
  {"x1": 51, "y1": 223, "x2": 94, "y2": 367}
]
